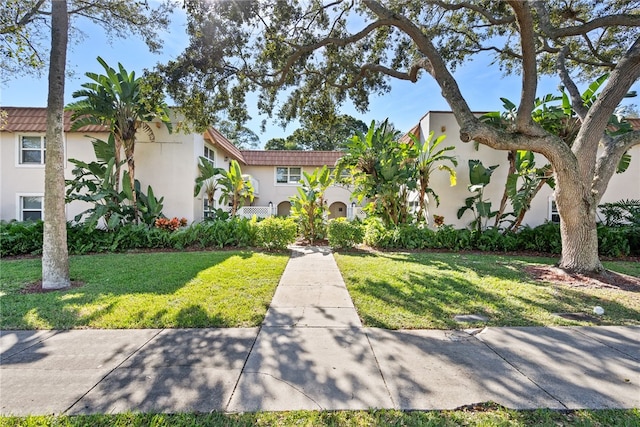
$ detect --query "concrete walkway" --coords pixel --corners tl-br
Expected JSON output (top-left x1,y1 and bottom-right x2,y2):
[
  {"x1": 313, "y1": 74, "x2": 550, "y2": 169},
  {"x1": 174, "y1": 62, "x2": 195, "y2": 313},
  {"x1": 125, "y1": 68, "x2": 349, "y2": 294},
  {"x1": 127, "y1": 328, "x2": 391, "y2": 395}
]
[{"x1": 1, "y1": 246, "x2": 639, "y2": 415}]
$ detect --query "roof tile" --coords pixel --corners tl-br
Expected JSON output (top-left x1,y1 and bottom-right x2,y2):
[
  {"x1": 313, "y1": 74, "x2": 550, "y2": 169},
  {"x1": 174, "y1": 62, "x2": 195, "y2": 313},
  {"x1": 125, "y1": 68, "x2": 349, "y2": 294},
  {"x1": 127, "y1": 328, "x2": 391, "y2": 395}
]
[
  {"x1": 240, "y1": 150, "x2": 343, "y2": 166},
  {"x1": 1, "y1": 107, "x2": 108, "y2": 133}
]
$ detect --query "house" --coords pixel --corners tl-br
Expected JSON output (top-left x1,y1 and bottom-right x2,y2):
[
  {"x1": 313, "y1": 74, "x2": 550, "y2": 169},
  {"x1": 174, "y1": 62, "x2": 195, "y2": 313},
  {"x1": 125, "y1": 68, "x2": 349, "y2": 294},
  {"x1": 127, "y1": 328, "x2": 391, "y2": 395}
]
[
  {"x1": 2, "y1": 107, "x2": 637, "y2": 228},
  {"x1": 402, "y1": 111, "x2": 640, "y2": 228},
  {"x1": 0, "y1": 107, "x2": 355, "y2": 224}
]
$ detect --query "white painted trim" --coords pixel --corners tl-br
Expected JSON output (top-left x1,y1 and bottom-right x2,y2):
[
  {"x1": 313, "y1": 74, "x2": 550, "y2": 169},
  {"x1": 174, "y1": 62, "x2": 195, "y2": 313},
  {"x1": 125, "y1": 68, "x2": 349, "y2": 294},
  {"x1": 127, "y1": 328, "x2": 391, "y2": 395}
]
[
  {"x1": 274, "y1": 166, "x2": 303, "y2": 186},
  {"x1": 16, "y1": 193, "x2": 44, "y2": 221},
  {"x1": 14, "y1": 133, "x2": 67, "y2": 168}
]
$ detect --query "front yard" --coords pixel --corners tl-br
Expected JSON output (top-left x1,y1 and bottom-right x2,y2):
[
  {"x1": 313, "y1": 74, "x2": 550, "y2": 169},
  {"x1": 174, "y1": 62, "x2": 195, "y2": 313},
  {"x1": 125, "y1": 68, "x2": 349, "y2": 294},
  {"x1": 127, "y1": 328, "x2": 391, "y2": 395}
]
[
  {"x1": 335, "y1": 251, "x2": 640, "y2": 329},
  {"x1": 0, "y1": 251, "x2": 289, "y2": 329}
]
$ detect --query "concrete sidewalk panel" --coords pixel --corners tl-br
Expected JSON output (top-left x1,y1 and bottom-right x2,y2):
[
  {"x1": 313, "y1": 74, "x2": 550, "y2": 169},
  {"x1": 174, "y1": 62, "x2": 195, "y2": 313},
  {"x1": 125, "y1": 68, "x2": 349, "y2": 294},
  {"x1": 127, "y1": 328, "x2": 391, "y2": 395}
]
[
  {"x1": 0, "y1": 369, "x2": 110, "y2": 416},
  {"x1": 0, "y1": 329, "x2": 160, "y2": 370},
  {"x1": 279, "y1": 270, "x2": 344, "y2": 286},
  {"x1": 68, "y1": 366, "x2": 240, "y2": 414},
  {"x1": 575, "y1": 326, "x2": 640, "y2": 360},
  {"x1": 0, "y1": 330, "x2": 57, "y2": 359},
  {"x1": 119, "y1": 328, "x2": 258, "y2": 369},
  {"x1": 476, "y1": 327, "x2": 640, "y2": 409},
  {"x1": 228, "y1": 327, "x2": 393, "y2": 411},
  {"x1": 68, "y1": 328, "x2": 258, "y2": 414},
  {"x1": 263, "y1": 308, "x2": 362, "y2": 327},
  {"x1": 270, "y1": 285, "x2": 354, "y2": 308},
  {"x1": 366, "y1": 328, "x2": 561, "y2": 410}
]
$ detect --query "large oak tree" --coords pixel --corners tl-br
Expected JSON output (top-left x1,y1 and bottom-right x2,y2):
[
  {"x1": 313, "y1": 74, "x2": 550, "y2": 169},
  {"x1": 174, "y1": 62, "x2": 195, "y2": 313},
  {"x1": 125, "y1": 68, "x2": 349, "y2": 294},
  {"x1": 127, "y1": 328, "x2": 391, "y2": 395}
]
[
  {"x1": 1, "y1": 0, "x2": 172, "y2": 289},
  {"x1": 162, "y1": 0, "x2": 640, "y2": 273}
]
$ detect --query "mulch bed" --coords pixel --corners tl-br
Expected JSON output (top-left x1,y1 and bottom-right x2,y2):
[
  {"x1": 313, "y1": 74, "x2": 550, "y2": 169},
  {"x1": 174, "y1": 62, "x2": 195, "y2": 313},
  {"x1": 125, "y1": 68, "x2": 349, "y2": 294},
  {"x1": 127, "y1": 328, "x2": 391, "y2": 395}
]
[
  {"x1": 524, "y1": 265, "x2": 640, "y2": 292},
  {"x1": 20, "y1": 280, "x2": 85, "y2": 294}
]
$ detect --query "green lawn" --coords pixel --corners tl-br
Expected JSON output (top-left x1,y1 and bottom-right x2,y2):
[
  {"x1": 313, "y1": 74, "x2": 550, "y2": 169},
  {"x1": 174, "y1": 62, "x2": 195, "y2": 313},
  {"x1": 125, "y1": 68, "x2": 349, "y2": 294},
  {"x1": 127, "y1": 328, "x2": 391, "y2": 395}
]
[
  {"x1": 1, "y1": 408, "x2": 638, "y2": 426},
  {"x1": 0, "y1": 251, "x2": 289, "y2": 329},
  {"x1": 334, "y1": 252, "x2": 640, "y2": 329}
]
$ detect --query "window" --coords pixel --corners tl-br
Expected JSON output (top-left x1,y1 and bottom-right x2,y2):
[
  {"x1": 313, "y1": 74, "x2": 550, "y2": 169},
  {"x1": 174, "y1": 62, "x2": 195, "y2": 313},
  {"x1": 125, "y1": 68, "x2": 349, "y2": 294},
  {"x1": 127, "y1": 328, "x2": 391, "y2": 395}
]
[
  {"x1": 204, "y1": 146, "x2": 215, "y2": 165},
  {"x1": 276, "y1": 167, "x2": 302, "y2": 184},
  {"x1": 203, "y1": 198, "x2": 215, "y2": 218},
  {"x1": 19, "y1": 135, "x2": 46, "y2": 164},
  {"x1": 549, "y1": 198, "x2": 560, "y2": 223},
  {"x1": 19, "y1": 195, "x2": 43, "y2": 221}
]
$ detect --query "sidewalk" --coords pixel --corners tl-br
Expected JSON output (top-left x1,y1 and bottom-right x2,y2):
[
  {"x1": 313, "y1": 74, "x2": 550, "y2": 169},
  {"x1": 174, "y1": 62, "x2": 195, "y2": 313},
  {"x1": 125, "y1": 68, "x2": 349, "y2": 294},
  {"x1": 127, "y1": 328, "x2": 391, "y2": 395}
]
[{"x1": 1, "y1": 246, "x2": 638, "y2": 415}]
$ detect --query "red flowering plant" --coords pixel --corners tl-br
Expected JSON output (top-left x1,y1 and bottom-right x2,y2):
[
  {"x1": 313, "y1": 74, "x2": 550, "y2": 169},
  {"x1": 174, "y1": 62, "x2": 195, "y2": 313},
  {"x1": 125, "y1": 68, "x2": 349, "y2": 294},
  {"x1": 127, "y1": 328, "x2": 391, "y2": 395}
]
[{"x1": 154, "y1": 217, "x2": 188, "y2": 232}]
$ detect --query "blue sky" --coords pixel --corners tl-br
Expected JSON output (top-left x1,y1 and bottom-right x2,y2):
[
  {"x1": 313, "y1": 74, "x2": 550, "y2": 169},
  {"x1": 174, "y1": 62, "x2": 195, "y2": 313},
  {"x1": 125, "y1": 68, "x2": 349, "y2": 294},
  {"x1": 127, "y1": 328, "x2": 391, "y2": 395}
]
[{"x1": 1, "y1": 7, "x2": 635, "y2": 148}]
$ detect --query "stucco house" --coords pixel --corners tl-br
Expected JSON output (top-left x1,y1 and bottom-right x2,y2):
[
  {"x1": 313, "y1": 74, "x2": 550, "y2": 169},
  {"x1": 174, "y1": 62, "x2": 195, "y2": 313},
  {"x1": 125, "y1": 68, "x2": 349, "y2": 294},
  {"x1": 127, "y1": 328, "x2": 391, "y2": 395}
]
[
  {"x1": 402, "y1": 111, "x2": 640, "y2": 228},
  {"x1": 0, "y1": 107, "x2": 355, "y2": 224},
  {"x1": 1, "y1": 107, "x2": 638, "y2": 228}
]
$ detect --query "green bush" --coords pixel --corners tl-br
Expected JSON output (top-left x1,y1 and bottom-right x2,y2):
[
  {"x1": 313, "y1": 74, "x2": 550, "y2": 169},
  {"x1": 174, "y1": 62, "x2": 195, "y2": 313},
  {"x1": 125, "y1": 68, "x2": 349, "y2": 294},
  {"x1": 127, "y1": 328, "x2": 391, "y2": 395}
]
[
  {"x1": 0, "y1": 220, "x2": 44, "y2": 257},
  {"x1": 327, "y1": 218, "x2": 364, "y2": 249},
  {"x1": 597, "y1": 225, "x2": 631, "y2": 257},
  {"x1": 256, "y1": 216, "x2": 297, "y2": 250}
]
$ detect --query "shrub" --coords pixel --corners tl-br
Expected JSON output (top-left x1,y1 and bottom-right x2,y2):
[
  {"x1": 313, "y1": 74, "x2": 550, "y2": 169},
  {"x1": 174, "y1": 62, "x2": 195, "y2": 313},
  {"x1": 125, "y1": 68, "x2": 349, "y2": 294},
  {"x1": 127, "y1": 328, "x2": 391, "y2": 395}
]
[
  {"x1": 328, "y1": 218, "x2": 364, "y2": 249},
  {"x1": 0, "y1": 220, "x2": 44, "y2": 257},
  {"x1": 255, "y1": 216, "x2": 297, "y2": 250},
  {"x1": 597, "y1": 225, "x2": 631, "y2": 257}
]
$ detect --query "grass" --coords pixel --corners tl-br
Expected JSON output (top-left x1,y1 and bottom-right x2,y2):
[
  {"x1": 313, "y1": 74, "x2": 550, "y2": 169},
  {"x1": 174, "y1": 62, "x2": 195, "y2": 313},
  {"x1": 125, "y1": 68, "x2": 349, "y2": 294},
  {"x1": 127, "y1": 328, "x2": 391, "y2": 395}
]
[
  {"x1": 334, "y1": 252, "x2": 640, "y2": 329},
  {"x1": 1, "y1": 408, "x2": 638, "y2": 426},
  {"x1": 0, "y1": 251, "x2": 289, "y2": 329}
]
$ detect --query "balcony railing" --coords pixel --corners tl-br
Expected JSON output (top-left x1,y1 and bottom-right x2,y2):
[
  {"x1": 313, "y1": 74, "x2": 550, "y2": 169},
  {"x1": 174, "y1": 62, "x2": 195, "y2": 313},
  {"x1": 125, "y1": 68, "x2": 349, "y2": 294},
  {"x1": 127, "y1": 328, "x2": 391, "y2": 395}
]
[{"x1": 219, "y1": 205, "x2": 365, "y2": 220}]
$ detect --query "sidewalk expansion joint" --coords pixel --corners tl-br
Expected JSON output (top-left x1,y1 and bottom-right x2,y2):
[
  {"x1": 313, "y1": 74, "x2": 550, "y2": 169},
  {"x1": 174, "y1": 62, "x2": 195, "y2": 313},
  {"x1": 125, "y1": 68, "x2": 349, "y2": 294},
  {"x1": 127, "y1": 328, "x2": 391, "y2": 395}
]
[
  {"x1": 364, "y1": 330, "x2": 397, "y2": 409},
  {"x1": 573, "y1": 328, "x2": 640, "y2": 362},
  {"x1": 470, "y1": 329, "x2": 568, "y2": 410},
  {"x1": 61, "y1": 328, "x2": 165, "y2": 415},
  {"x1": 224, "y1": 320, "x2": 264, "y2": 412}
]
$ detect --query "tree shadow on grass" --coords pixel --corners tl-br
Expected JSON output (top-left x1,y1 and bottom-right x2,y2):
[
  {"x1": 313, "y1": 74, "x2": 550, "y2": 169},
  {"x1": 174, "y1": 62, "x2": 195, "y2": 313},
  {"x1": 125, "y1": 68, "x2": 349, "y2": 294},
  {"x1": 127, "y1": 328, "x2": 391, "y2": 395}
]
[
  {"x1": 0, "y1": 251, "x2": 284, "y2": 329},
  {"x1": 338, "y1": 252, "x2": 640, "y2": 329}
]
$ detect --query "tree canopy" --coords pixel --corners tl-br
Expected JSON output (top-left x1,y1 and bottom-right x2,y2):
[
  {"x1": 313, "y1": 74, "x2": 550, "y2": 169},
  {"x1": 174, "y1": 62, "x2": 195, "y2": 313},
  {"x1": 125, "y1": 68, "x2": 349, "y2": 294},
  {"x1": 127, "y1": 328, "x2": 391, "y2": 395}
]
[
  {"x1": 161, "y1": 0, "x2": 640, "y2": 273},
  {"x1": 0, "y1": 0, "x2": 173, "y2": 77},
  {"x1": 265, "y1": 114, "x2": 368, "y2": 150}
]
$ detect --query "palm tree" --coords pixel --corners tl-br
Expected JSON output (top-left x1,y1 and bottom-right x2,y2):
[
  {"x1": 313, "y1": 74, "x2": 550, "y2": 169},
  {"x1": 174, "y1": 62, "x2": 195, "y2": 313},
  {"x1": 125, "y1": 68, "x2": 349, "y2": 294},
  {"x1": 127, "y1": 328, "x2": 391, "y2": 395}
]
[
  {"x1": 411, "y1": 131, "x2": 457, "y2": 225},
  {"x1": 66, "y1": 56, "x2": 172, "y2": 222}
]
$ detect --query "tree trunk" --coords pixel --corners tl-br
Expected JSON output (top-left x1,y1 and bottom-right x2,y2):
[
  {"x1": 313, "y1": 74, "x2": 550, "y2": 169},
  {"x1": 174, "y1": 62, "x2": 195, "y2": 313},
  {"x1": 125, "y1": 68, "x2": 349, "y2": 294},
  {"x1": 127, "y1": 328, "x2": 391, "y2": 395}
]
[
  {"x1": 555, "y1": 184, "x2": 603, "y2": 272},
  {"x1": 42, "y1": 0, "x2": 70, "y2": 290}
]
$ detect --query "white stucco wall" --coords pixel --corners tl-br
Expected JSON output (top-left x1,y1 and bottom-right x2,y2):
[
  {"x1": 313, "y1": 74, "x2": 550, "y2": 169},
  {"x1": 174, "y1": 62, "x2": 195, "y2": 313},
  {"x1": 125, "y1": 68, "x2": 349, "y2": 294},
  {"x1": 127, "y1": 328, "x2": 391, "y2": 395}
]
[
  {"x1": 418, "y1": 111, "x2": 640, "y2": 229},
  {"x1": 0, "y1": 130, "x2": 102, "y2": 222}
]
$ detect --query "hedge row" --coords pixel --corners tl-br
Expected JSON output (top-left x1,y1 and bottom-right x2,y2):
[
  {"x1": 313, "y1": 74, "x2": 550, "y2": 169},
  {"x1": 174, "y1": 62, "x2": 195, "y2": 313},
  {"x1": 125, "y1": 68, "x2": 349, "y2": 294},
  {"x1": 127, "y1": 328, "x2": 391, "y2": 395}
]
[
  {"x1": 2, "y1": 218, "x2": 638, "y2": 258},
  {"x1": 0, "y1": 217, "x2": 298, "y2": 257}
]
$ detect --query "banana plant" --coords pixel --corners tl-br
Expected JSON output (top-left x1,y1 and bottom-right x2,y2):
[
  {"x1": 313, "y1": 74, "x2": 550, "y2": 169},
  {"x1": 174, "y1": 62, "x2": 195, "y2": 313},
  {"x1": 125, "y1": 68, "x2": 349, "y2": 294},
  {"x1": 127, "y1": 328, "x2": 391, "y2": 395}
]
[
  {"x1": 457, "y1": 159, "x2": 499, "y2": 232},
  {"x1": 290, "y1": 165, "x2": 333, "y2": 243},
  {"x1": 218, "y1": 160, "x2": 254, "y2": 217}
]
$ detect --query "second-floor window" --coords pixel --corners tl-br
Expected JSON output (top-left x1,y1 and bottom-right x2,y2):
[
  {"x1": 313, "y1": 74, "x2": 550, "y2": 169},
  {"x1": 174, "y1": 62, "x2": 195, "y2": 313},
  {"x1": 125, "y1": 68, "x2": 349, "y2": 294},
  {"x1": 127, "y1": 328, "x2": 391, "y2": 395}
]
[
  {"x1": 276, "y1": 167, "x2": 301, "y2": 184},
  {"x1": 19, "y1": 135, "x2": 46, "y2": 165},
  {"x1": 204, "y1": 145, "x2": 215, "y2": 166}
]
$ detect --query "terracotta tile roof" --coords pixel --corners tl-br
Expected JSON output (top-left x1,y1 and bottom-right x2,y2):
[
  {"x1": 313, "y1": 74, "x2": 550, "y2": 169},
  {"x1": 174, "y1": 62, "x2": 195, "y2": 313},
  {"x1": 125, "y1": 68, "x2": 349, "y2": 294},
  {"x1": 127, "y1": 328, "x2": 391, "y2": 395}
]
[
  {"x1": 0, "y1": 107, "x2": 108, "y2": 133},
  {"x1": 205, "y1": 127, "x2": 245, "y2": 163},
  {"x1": 399, "y1": 123, "x2": 420, "y2": 144},
  {"x1": 627, "y1": 118, "x2": 640, "y2": 131},
  {"x1": 240, "y1": 150, "x2": 344, "y2": 166}
]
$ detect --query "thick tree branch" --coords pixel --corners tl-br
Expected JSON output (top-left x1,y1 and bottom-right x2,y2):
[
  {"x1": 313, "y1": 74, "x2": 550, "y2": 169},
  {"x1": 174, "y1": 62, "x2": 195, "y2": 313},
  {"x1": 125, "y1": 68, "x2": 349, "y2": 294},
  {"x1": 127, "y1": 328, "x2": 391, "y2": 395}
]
[
  {"x1": 593, "y1": 130, "x2": 640, "y2": 200},
  {"x1": 533, "y1": 1, "x2": 640, "y2": 38},
  {"x1": 427, "y1": 1, "x2": 515, "y2": 25},
  {"x1": 508, "y1": 0, "x2": 538, "y2": 132},
  {"x1": 557, "y1": 46, "x2": 588, "y2": 120},
  {"x1": 363, "y1": 0, "x2": 476, "y2": 130},
  {"x1": 574, "y1": 36, "x2": 640, "y2": 172},
  {"x1": 264, "y1": 17, "x2": 395, "y2": 87},
  {"x1": 0, "y1": 0, "x2": 47, "y2": 34}
]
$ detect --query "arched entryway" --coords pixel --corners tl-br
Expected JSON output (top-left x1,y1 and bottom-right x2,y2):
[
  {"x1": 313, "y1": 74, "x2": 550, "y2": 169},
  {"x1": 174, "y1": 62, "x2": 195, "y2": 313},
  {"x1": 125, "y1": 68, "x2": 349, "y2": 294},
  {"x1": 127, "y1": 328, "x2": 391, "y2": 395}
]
[
  {"x1": 329, "y1": 202, "x2": 347, "y2": 219},
  {"x1": 277, "y1": 201, "x2": 291, "y2": 217}
]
